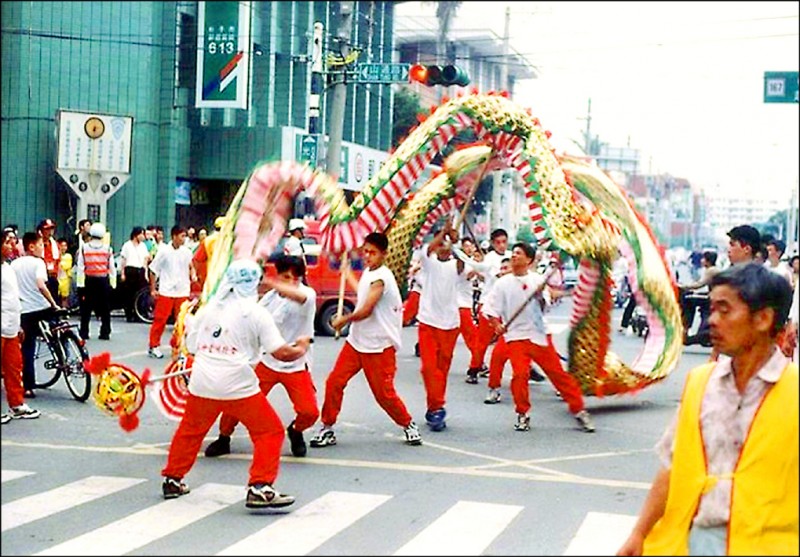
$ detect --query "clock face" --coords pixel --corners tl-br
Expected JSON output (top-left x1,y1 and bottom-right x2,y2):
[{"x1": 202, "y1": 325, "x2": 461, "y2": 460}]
[{"x1": 84, "y1": 117, "x2": 105, "y2": 139}]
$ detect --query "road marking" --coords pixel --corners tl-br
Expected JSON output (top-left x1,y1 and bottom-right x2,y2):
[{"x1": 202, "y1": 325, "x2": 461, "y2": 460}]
[
  {"x1": 1, "y1": 470, "x2": 34, "y2": 483},
  {"x1": 35, "y1": 483, "x2": 242, "y2": 556},
  {"x1": 112, "y1": 350, "x2": 150, "y2": 361},
  {"x1": 218, "y1": 491, "x2": 392, "y2": 555},
  {"x1": 1, "y1": 440, "x2": 651, "y2": 490},
  {"x1": 562, "y1": 511, "x2": 637, "y2": 555},
  {"x1": 2, "y1": 475, "x2": 145, "y2": 532},
  {"x1": 394, "y1": 500, "x2": 522, "y2": 555}
]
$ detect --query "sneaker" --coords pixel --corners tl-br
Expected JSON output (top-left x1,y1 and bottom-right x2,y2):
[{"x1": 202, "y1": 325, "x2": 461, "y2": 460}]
[
  {"x1": 148, "y1": 347, "x2": 164, "y2": 359},
  {"x1": 575, "y1": 410, "x2": 596, "y2": 433},
  {"x1": 287, "y1": 421, "x2": 307, "y2": 457},
  {"x1": 245, "y1": 483, "x2": 295, "y2": 509},
  {"x1": 484, "y1": 388, "x2": 502, "y2": 404},
  {"x1": 9, "y1": 404, "x2": 40, "y2": 420},
  {"x1": 162, "y1": 477, "x2": 190, "y2": 499},
  {"x1": 403, "y1": 421, "x2": 423, "y2": 445},
  {"x1": 424, "y1": 408, "x2": 447, "y2": 432},
  {"x1": 465, "y1": 368, "x2": 479, "y2": 384},
  {"x1": 477, "y1": 364, "x2": 489, "y2": 378},
  {"x1": 309, "y1": 426, "x2": 336, "y2": 448},
  {"x1": 529, "y1": 366, "x2": 546, "y2": 383},
  {"x1": 204, "y1": 435, "x2": 231, "y2": 457},
  {"x1": 514, "y1": 413, "x2": 531, "y2": 432},
  {"x1": 1, "y1": 413, "x2": 10, "y2": 425}
]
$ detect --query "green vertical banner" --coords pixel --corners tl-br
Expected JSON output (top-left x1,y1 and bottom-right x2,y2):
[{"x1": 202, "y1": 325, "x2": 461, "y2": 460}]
[{"x1": 195, "y1": 1, "x2": 251, "y2": 109}]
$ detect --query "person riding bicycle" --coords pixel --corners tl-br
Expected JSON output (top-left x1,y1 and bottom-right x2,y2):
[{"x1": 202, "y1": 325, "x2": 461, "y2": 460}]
[
  {"x1": 679, "y1": 250, "x2": 719, "y2": 346},
  {"x1": 10, "y1": 232, "x2": 60, "y2": 399}
]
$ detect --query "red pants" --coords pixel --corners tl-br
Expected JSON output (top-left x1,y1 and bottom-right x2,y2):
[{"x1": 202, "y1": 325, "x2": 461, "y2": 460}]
[
  {"x1": 487, "y1": 335, "x2": 509, "y2": 390},
  {"x1": 162, "y1": 392, "x2": 284, "y2": 486},
  {"x1": 507, "y1": 338, "x2": 584, "y2": 415},
  {"x1": 149, "y1": 295, "x2": 188, "y2": 349},
  {"x1": 458, "y1": 307, "x2": 477, "y2": 353},
  {"x1": 1, "y1": 336, "x2": 24, "y2": 408},
  {"x1": 320, "y1": 342, "x2": 412, "y2": 428},
  {"x1": 218, "y1": 363, "x2": 319, "y2": 436},
  {"x1": 469, "y1": 312, "x2": 495, "y2": 369},
  {"x1": 418, "y1": 323, "x2": 460, "y2": 411},
  {"x1": 402, "y1": 290, "x2": 420, "y2": 326}
]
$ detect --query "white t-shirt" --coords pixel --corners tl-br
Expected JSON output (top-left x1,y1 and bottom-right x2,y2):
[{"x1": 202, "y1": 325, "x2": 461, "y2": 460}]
[
  {"x1": 120, "y1": 240, "x2": 149, "y2": 269},
  {"x1": 283, "y1": 236, "x2": 304, "y2": 257},
  {"x1": 185, "y1": 297, "x2": 287, "y2": 399},
  {"x1": 258, "y1": 283, "x2": 316, "y2": 372},
  {"x1": 1, "y1": 261, "x2": 22, "y2": 338},
  {"x1": 452, "y1": 245, "x2": 489, "y2": 309},
  {"x1": 149, "y1": 243, "x2": 193, "y2": 297},
  {"x1": 479, "y1": 249, "x2": 507, "y2": 303},
  {"x1": 417, "y1": 249, "x2": 460, "y2": 330},
  {"x1": 764, "y1": 260, "x2": 794, "y2": 287},
  {"x1": 482, "y1": 271, "x2": 548, "y2": 345},
  {"x1": 348, "y1": 265, "x2": 403, "y2": 353},
  {"x1": 10, "y1": 256, "x2": 51, "y2": 314}
]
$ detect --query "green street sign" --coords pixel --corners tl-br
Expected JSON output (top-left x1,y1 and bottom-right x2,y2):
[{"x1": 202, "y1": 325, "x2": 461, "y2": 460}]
[
  {"x1": 298, "y1": 134, "x2": 319, "y2": 167},
  {"x1": 764, "y1": 71, "x2": 799, "y2": 104},
  {"x1": 196, "y1": 1, "x2": 251, "y2": 108},
  {"x1": 354, "y1": 63, "x2": 410, "y2": 83}
]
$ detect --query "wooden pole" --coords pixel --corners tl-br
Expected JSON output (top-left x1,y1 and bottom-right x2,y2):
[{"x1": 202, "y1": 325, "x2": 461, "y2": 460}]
[{"x1": 334, "y1": 250, "x2": 349, "y2": 340}]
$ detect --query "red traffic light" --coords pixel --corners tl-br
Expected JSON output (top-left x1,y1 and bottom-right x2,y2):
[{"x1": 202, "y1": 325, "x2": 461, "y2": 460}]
[
  {"x1": 408, "y1": 64, "x2": 470, "y2": 87},
  {"x1": 409, "y1": 64, "x2": 428, "y2": 84}
]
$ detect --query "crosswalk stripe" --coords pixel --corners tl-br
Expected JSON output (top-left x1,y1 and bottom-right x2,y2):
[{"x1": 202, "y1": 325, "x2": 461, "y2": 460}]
[
  {"x1": 35, "y1": 483, "x2": 242, "y2": 556},
  {"x1": 393, "y1": 500, "x2": 523, "y2": 556},
  {"x1": 562, "y1": 511, "x2": 638, "y2": 555},
  {"x1": 217, "y1": 491, "x2": 392, "y2": 556},
  {"x1": 1, "y1": 470, "x2": 34, "y2": 483},
  {"x1": 2, "y1": 475, "x2": 145, "y2": 533}
]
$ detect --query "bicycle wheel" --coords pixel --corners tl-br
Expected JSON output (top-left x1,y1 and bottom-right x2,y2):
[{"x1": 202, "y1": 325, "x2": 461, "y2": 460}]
[
  {"x1": 33, "y1": 337, "x2": 61, "y2": 389},
  {"x1": 60, "y1": 331, "x2": 91, "y2": 402},
  {"x1": 134, "y1": 287, "x2": 155, "y2": 324}
]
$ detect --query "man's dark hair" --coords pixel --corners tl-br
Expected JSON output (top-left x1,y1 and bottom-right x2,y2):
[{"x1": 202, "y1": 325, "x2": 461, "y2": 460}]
[
  {"x1": 56, "y1": 236, "x2": 68, "y2": 244},
  {"x1": 490, "y1": 228, "x2": 508, "y2": 241},
  {"x1": 22, "y1": 232, "x2": 40, "y2": 251},
  {"x1": 170, "y1": 225, "x2": 185, "y2": 238},
  {"x1": 727, "y1": 225, "x2": 761, "y2": 256},
  {"x1": 364, "y1": 232, "x2": 389, "y2": 253},
  {"x1": 702, "y1": 251, "x2": 717, "y2": 266},
  {"x1": 710, "y1": 263, "x2": 792, "y2": 336},
  {"x1": 512, "y1": 241, "x2": 536, "y2": 260},
  {"x1": 274, "y1": 254, "x2": 306, "y2": 278},
  {"x1": 766, "y1": 238, "x2": 786, "y2": 256},
  {"x1": 147, "y1": 224, "x2": 158, "y2": 231},
  {"x1": 78, "y1": 219, "x2": 91, "y2": 229},
  {"x1": 130, "y1": 226, "x2": 145, "y2": 240}
]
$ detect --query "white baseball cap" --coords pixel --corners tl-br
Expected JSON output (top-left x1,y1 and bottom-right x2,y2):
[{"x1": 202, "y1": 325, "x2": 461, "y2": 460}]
[{"x1": 288, "y1": 218, "x2": 306, "y2": 232}]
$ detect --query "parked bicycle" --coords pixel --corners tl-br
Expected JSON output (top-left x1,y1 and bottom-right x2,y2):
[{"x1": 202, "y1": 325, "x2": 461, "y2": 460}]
[{"x1": 33, "y1": 308, "x2": 92, "y2": 401}]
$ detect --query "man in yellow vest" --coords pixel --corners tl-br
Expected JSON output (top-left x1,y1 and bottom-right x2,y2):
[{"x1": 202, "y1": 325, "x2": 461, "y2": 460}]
[
  {"x1": 76, "y1": 223, "x2": 116, "y2": 340},
  {"x1": 618, "y1": 263, "x2": 797, "y2": 556}
]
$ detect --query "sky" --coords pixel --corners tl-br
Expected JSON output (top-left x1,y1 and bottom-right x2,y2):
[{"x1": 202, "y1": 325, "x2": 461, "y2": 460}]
[{"x1": 396, "y1": 1, "x2": 799, "y2": 203}]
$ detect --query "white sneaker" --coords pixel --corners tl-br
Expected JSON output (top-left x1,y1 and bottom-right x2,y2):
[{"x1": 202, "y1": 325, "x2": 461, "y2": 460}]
[
  {"x1": 514, "y1": 413, "x2": 530, "y2": 431},
  {"x1": 9, "y1": 404, "x2": 41, "y2": 420},
  {"x1": 148, "y1": 347, "x2": 164, "y2": 359},
  {"x1": 575, "y1": 410, "x2": 595, "y2": 433},
  {"x1": 1, "y1": 413, "x2": 11, "y2": 425},
  {"x1": 309, "y1": 426, "x2": 336, "y2": 447},
  {"x1": 403, "y1": 421, "x2": 422, "y2": 445},
  {"x1": 484, "y1": 388, "x2": 501, "y2": 404}
]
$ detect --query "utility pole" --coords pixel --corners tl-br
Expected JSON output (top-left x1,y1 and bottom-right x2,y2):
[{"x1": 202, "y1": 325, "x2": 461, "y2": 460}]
[
  {"x1": 501, "y1": 6, "x2": 510, "y2": 93},
  {"x1": 308, "y1": 22, "x2": 324, "y2": 134},
  {"x1": 324, "y1": 1, "x2": 354, "y2": 180},
  {"x1": 581, "y1": 98, "x2": 592, "y2": 154}
]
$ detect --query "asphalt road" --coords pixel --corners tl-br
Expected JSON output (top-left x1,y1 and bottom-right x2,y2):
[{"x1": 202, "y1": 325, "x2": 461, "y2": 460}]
[{"x1": 1, "y1": 300, "x2": 714, "y2": 555}]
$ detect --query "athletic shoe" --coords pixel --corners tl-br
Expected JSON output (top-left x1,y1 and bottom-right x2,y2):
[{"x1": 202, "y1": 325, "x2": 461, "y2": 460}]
[
  {"x1": 204, "y1": 435, "x2": 231, "y2": 457},
  {"x1": 148, "y1": 347, "x2": 164, "y2": 359},
  {"x1": 477, "y1": 364, "x2": 489, "y2": 378},
  {"x1": 287, "y1": 421, "x2": 307, "y2": 457},
  {"x1": 309, "y1": 426, "x2": 336, "y2": 448},
  {"x1": 403, "y1": 421, "x2": 423, "y2": 445},
  {"x1": 575, "y1": 410, "x2": 596, "y2": 433},
  {"x1": 465, "y1": 368, "x2": 479, "y2": 384},
  {"x1": 246, "y1": 483, "x2": 295, "y2": 509},
  {"x1": 484, "y1": 388, "x2": 501, "y2": 404},
  {"x1": 1, "y1": 413, "x2": 11, "y2": 425},
  {"x1": 514, "y1": 413, "x2": 531, "y2": 432},
  {"x1": 425, "y1": 408, "x2": 447, "y2": 432},
  {"x1": 9, "y1": 404, "x2": 40, "y2": 420},
  {"x1": 529, "y1": 366, "x2": 546, "y2": 383},
  {"x1": 162, "y1": 477, "x2": 190, "y2": 499}
]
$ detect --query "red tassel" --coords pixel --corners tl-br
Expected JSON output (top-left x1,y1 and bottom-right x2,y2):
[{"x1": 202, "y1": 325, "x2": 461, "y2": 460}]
[
  {"x1": 140, "y1": 368, "x2": 151, "y2": 390},
  {"x1": 441, "y1": 95, "x2": 450, "y2": 104},
  {"x1": 119, "y1": 412, "x2": 139, "y2": 432},
  {"x1": 85, "y1": 352, "x2": 112, "y2": 375},
  {"x1": 499, "y1": 90, "x2": 509, "y2": 98},
  {"x1": 470, "y1": 86, "x2": 479, "y2": 95}
]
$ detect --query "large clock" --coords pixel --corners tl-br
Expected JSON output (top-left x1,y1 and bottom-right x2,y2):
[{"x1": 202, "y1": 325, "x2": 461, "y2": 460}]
[{"x1": 84, "y1": 117, "x2": 105, "y2": 139}]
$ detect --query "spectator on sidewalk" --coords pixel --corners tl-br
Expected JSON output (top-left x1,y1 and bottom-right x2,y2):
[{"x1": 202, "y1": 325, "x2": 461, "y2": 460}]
[
  {"x1": 119, "y1": 226, "x2": 150, "y2": 322},
  {"x1": 37, "y1": 218, "x2": 60, "y2": 302},
  {"x1": 76, "y1": 223, "x2": 116, "y2": 341}
]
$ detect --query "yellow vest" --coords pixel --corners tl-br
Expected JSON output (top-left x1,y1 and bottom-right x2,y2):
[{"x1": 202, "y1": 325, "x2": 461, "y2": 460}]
[{"x1": 644, "y1": 362, "x2": 798, "y2": 555}]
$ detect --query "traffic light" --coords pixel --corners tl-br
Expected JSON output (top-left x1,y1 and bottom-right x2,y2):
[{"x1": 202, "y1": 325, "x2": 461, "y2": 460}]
[{"x1": 409, "y1": 64, "x2": 470, "y2": 87}]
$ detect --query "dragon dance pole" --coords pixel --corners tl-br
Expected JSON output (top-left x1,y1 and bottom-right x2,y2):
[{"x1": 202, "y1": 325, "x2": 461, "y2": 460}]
[{"x1": 334, "y1": 251, "x2": 349, "y2": 340}]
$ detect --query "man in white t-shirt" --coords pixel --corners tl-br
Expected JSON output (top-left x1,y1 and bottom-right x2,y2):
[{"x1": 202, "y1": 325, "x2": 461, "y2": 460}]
[
  {"x1": 310, "y1": 232, "x2": 422, "y2": 447},
  {"x1": 205, "y1": 255, "x2": 318, "y2": 458},
  {"x1": 416, "y1": 218, "x2": 464, "y2": 432},
  {"x1": 763, "y1": 238, "x2": 793, "y2": 287},
  {"x1": 147, "y1": 225, "x2": 196, "y2": 359},
  {"x1": 2, "y1": 229, "x2": 41, "y2": 422},
  {"x1": 482, "y1": 242, "x2": 595, "y2": 433},
  {"x1": 119, "y1": 226, "x2": 151, "y2": 323},
  {"x1": 283, "y1": 219, "x2": 306, "y2": 260},
  {"x1": 10, "y1": 232, "x2": 60, "y2": 399},
  {"x1": 161, "y1": 259, "x2": 311, "y2": 509}
]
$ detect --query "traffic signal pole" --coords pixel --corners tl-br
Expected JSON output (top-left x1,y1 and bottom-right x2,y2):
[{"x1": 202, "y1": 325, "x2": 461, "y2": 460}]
[{"x1": 324, "y1": 1, "x2": 354, "y2": 180}]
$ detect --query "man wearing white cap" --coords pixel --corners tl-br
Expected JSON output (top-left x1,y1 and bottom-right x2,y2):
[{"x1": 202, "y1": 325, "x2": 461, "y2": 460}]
[
  {"x1": 284, "y1": 218, "x2": 306, "y2": 261},
  {"x1": 160, "y1": 259, "x2": 312, "y2": 509}
]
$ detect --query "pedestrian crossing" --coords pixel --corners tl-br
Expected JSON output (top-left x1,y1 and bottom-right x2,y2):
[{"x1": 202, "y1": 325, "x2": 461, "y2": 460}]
[{"x1": 2, "y1": 469, "x2": 636, "y2": 555}]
